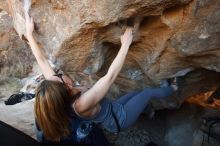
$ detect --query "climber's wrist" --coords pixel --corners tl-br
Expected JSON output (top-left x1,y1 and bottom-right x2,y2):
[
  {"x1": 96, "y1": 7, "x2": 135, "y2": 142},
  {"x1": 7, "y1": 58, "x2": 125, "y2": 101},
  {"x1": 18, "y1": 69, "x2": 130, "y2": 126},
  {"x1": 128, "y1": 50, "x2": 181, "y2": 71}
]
[
  {"x1": 121, "y1": 43, "x2": 130, "y2": 50},
  {"x1": 121, "y1": 40, "x2": 132, "y2": 49},
  {"x1": 27, "y1": 33, "x2": 34, "y2": 41}
]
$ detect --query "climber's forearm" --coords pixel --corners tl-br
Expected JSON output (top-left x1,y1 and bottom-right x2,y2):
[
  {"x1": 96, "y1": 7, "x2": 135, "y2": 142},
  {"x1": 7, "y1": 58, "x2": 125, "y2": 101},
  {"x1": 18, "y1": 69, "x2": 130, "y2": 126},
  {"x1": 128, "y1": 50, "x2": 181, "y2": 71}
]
[
  {"x1": 106, "y1": 44, "x2": 129, "y2": 83},
  {"x1": 24, "y1": 11, "x2": 55, "y2": 79},
  {"x1": 85, "y1": 44, "x2": 129, "y2": 106},
  {"x1": 27, "y1": 35, "x2": 55, "y2": 79}
]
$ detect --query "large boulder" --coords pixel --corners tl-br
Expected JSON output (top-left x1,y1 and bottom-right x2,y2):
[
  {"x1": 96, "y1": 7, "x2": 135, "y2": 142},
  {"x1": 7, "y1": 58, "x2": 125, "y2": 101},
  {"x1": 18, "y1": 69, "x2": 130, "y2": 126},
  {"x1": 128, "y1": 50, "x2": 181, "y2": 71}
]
[
  {"x1": 0, "y1": 0, "x2": 220, "y2": 144},
  {"x1": 1, "y1": 0, "x2": 220, "y2": 108}
]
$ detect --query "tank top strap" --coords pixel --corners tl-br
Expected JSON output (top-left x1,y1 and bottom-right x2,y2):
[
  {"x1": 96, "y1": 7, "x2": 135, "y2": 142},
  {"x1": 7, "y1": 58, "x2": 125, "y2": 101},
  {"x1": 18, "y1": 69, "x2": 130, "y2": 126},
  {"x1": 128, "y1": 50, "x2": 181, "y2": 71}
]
[{"x1": 53, "y1": 73, "x2": 65, "y2": 84}]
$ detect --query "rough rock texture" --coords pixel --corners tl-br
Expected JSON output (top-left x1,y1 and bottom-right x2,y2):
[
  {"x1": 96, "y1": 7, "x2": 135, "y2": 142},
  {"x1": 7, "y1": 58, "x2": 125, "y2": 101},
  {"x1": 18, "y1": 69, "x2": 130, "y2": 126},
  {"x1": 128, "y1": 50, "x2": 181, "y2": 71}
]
[
  {"x1": 1, "y1": 0, "x2": 219, "y2": 107},
  {"x1": 0, "y1": 0, "x2": 220, "y2": 145},
  {"x1": 0, "y1": 10, "x2": 34, "y2": 80}
]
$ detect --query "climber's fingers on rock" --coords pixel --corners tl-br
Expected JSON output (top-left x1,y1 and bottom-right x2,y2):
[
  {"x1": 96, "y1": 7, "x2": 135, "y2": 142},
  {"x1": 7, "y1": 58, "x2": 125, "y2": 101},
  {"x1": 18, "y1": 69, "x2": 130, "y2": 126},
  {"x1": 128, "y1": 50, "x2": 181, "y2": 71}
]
[
  {"x1": 25, "y1": 16, "x2": 34, "y2": 28},
  {"x1": 125, "y1": 27, "x2": 133, "y2": 33},
  {"x1": 25, "y1": 16, "x2": 34, "y2": 37},
  {"x1": 24, "y1": 11, "x2": 33, "y2": 26}
]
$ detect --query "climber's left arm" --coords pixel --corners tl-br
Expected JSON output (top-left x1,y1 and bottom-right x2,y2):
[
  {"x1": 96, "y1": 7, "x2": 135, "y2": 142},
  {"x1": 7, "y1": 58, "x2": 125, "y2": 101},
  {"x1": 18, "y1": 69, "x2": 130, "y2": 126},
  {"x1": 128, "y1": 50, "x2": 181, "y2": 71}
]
[{"x1": 25, "y1": 14, "x2": 55, "y2": 79}]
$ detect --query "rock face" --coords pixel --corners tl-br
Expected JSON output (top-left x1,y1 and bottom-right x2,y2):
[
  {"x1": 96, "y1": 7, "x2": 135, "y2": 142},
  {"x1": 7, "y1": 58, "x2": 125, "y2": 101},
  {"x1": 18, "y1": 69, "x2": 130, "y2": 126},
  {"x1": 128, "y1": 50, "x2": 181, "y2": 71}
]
[
  {"x1": 1, "y1": 0, "x2": 220, "y2": 145},
  {"x1": 1, "y1": 0, "x2": 220, "y2": 108},
  {"x1": 0, "y1": 10, "x2": 34, "y2": 80}
]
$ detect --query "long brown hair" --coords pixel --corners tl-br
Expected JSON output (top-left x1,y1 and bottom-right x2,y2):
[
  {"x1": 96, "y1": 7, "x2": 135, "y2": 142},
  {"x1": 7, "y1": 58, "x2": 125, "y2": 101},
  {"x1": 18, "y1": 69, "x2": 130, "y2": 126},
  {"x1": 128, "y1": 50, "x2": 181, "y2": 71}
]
[{"x1": 34, "y1": 80, "x2": 78, "y2": 141}]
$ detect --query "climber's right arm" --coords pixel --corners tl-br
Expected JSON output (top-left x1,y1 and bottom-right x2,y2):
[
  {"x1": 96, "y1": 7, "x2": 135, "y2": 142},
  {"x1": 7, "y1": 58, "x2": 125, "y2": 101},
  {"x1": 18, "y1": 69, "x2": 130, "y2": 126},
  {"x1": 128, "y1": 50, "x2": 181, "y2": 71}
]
[
  {"x1": 25, "y1": 15, "x2": 55, "y2": 79},
  {"x1": 73, "y1": 27, "x2": 133, "y2": 116}
]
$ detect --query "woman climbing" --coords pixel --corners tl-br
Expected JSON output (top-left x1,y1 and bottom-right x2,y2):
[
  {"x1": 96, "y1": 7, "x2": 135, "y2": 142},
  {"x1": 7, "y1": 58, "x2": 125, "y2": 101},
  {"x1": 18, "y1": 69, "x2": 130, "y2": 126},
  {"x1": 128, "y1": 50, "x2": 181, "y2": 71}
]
[{"x1": 25, "y1": 11, "x2": 177, "y2": 144}]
